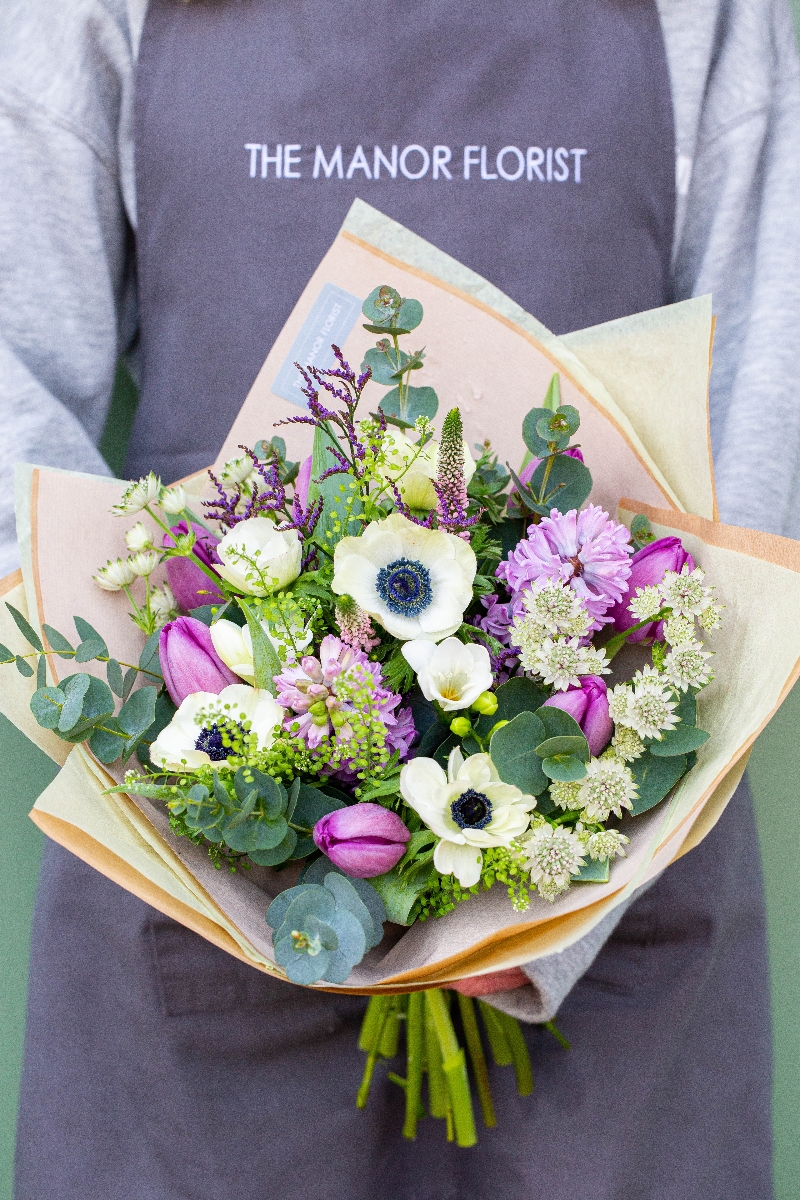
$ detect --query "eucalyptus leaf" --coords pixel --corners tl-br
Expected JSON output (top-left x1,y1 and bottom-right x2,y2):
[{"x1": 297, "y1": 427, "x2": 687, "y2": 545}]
[
  {"x1": 30, "y1": 686, "x2": 65, "y2": 730},
  {"x1": 138, "y1": 630, "x2": 162, "y2": 680},
  {"x1": 5, "y1": 603, "x2": 43, "y2": 652},
  {"x1": 0, "y1": 642, "x2": 13, "y2": 663},
  {"x1": 248, "y1": 827, "x2": 299, "y2": 866},
  {"x1": 89, "y1": 721, "x2": 126, "y2": 764},
  {"x1": 57, "y1": 674, "x2": 91, "y2": 732},
  {"x1": 521, "y1": 406, "x2": 553, "y2": 458},
  {"x1": 490, "y1": 711, "x2": 549, "y2": 795},
  {"x1": 630, "y1": 751, "x2": 687, "y2": 815},
  {"x1": 36, "y1": 655, "x2": 47, "y2": 689},
  {"x1": 106, "y1": 658, "x2": 124, "y2": 697},
  {"x1": 42, "y1": 624, "x2": 75, "y2": 658},
  {"x1": 291, "y1": 785, "x2": 346, "y2": 834},
  {"x1": 117, "y1": 686, "x2": 159, "y2": 740},
  {"x1": 73, "y1": 616, "x2": 108, "y2": 659},
  {"x1": 361, "y1": 285, "x2": 401, "y2": 326},
  {"x1": 649, "y1": 725, "x2": 710, "y2": 757},
  {"x1": 528, "y1": 454, "x2": 593, "y2": 513},
  {"x1": 379, "y1": 385, "x2": 438, "y2": 425},
  {"x1": 75, "y1": 637, "x2": 107, "y2": 663},
  {"x1": 396, "y1": 297, "x2": 423, "y2": 330},
  {"x1": 541, "y1": 754, "x2": 588, "y2": 782},
  {"x1": 535, "y1": 706, "x2": 586, "y2": 741},
  {"x1": 57, "y1": 674, "x2": 115, "y2": 740},
  {"x1": 535, "y1": 734, "x2": 589, "y2": 761},
  {"x1": 676, "y1": 689, "x2": 697, "y2": 727},
  {"x1": 362, "y1": 346, "x2": 407, "y2": 386},
  {"x1": 572, "y1": 857, "x2": 610, "y2": 882},
  {"x1": 134, "y1": 690, "x2": 177, "y2": 766},
  {"x1": 223, "y1": 813, "x2": 289, "y2": 853}
]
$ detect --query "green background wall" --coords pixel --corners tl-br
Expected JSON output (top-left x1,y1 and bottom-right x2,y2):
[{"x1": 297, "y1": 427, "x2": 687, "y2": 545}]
[{"x1": 4, "y1": 8, "x2": 800, "y2": 1192}]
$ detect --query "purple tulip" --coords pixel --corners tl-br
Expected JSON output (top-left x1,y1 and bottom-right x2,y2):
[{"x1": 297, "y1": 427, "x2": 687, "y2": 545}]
[
  {"x1": 163, "y1": 521, "x2": 225, "y2": 611},
  {"x1": 608, "y1": 536, "x2": 695, "y2": 642},
  {"x1": 313, "y1": 803, "x2": 411, "y2": 879},
  {"x1": 295, "y1": 454, "x2": 313, "y2": 510},
  {"x1": 159, "y1": 616, "x2": 240, "y2": 705},
  {"x1": 543, "y1": 676, "x2": 612, "y2": 756}
]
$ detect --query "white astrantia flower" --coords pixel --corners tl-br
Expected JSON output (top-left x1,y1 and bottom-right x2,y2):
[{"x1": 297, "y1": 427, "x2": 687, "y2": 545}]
[
  {"x1": 332, "y1": 513, "x2": 476, "y2": 642},
  {"x1": 549, "y1": 780, "x2": 585, "y2": 811},
  {"x1": 585, "y1": 828, "x2": 630, "y2": 861},
  {"x1": 664, "y1": 641, "x2": 713, "y2": 691},
  {"x1": 698, "y1": 601, "x2": 724, "y2": 632},
  {"x1": 160, "y1": 484, "x2": 187, "y2": 515},
  {"x1": 402, "y1": 637, "x2": 492, "y2": 711},
  {"x1": 660, "y1": 564, "x2": 713, "y2": 617},
  {"x1": 610, "y1": 725, "x2": 645, "y2": 762},
  {"x1": 216, "y1": 518, "x2": 302, "y2": 596},
  {"x1": 663, "y1": 614, "x2": 696, "y2": 646},
  {"x1": 628, "y1": 584, "x2": 663, "y2": 622},
  {"x1": 521, "y1": 822, "x2": 585, "y2": 902},
  {"x1": 210, "y1": 616, "x2": 313, "y2": 683},
  {"x1": 377, "y1": 429, "x2": 476, "y2": 511},
  {"x1": 607, "y1": 683, "x2": 633, "y2": 725},
  {"x1": 522, "y1": 636, "x2": 609, "y2": 691},
  {"x1": 220, "y1": 454, "x2": 257, "y2": 489},
  {"x1": 111, "y1": 472, "x2": 162, "y2": 516},
  {"x1": 519, "y1": 577, "x2": 592, "y2": 638},
  {"x1": 150, "y1": 583, "x2": 179, "y2": 626},
  {"x1": 94, "y1": 557, "x2": 137, "y2": 592},
  {"x1": 399, "y1": 747, "x2": 536, "y2": 887},
  {"x1": 127, "y1": 550, "x2": 161, "y2": 578},
  {"x1": 125, "y1": 522, "x2": 154, "y2": 553},
  {"x1": 617, "y1": 667, "x2": 679, "y2": 740},
  {"x1": 149, "y1": 684, "x2": 285, "y2": 772},
  {"x1": 577, "y1": 755, "x2": 638, "y2": 822}
]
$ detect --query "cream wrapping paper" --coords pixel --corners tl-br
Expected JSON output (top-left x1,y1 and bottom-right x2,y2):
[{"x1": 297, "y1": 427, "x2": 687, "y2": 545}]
[{"x1": 5, "y1": 200, "x2": 798, "y2": 992}]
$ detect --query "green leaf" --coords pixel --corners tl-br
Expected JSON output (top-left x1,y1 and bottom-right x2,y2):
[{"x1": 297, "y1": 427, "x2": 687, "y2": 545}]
[
  {"x1": 521, "y1": 407, "x2": 553, "y2": 458},
  {"x1": 630, "y1": 514, "x2": 656, "y2": 551},
  {"x1": 308, "y1": 424, "x2": 363, "y2": 547},
  {"x1": 14, "y1": 655, "x2": 33, "y2": 678},
  {"x1": 72, "y1": 617, "x2": 108, "y2": 659},
  {"x1": 134, "y1": 690, "x2": 177, "y2": 766},
  {"x1": 239, "y1": 601, "x2": 280, "y2": 694},
  {"x1": 57, "y1": 674, "x2": 91, "y2": 732},
  {"x1": 75, "y1": 637, "x2": 107, "y2": 663},
  {"x1": 534, "y1": 418, "x2": 571, "y2": 452},
  {"x1": 362, "y1": 346, "x2": 407, "y2": 387},
  {"x1": 474, "y1": 676, "x2": 548, "y2": 738},
  {"x1": 630, "y1": 751, "x2": 688, "y2": 815},
  {"x1": 370, "y1": 865, "x2": 429, "y2": 926},
  {"x1": 396, "y1": 297, "x2": 423, "y2": 331},
  {"x1": 379, "y1": 385, "x2": 438, "y2": 425},
  {"x1": 89, "y1": 720, "x2": 126, "y2": 764},
  {"x1": 122, "y1": 667, "x2": 138, "y2": 702},
  {"x1": 535, "y1": 706, "x2": 586, "y2": 742},
  {"x1": 291, "y1": 784, "x2": 346, "y2": 833},
  {"x1": 676, "y1": 689, "x2": 697, "y2": 727},
  {"x1": 572, "y1": 857, "x2": 610, "y2": 882},
  {"x1": 542, "y1": 373, "x2": 561, "y2": 413},
  {"x1": 223, "y1": 812, "x2": 289, "y2": 853},
  {"x1": 649, "y1": 725, "x2": 710, "y2": 757},
  {"x1": 117, "y1": 686, "x2": 159, "y2": 740},
  {"x1": 106, "y1": 658, "x2": 124, "y2": 697},
  {"x1": 541, "y1": 754, "x2": 588, "y2": 782},
  {"x1": 6, "y1": 604, "x2": 43, "y2": 651},
  {"x1": 42, "y1": 624, "x2": 75, "y2": 658},
  {"x1": 30, "y1": 686, "x2": 65, "y2": 730},
  {"x1": 247, "y1": 828, "x2": 299, "y2": 866},
  {"x1": 57, "y1": 673, "x2": 115, "y2": 740},
  {"x1": 535, "y1": 734, "x2": 589, "y2": 761},
  {"x1": 0, "y1": 641, "x2": 14, "y2": 663},
  {"x1": 528, "y1": 454, "x2": 593, "y2": 513},
  {"x1": 490, "y1": 711, "x2": 549, "y2": 795},
  {"x1": 139, "y1": 630, "x2": 163, "y2": 679},
  {"x1": 36, "y1": 655, "x2": 47, "y2": 689},
  {"x1": 361, "y1": 285, "x2": 402, "y2": 326}
]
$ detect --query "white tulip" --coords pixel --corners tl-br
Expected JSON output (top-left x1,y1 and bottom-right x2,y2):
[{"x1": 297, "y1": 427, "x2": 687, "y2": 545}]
[
  {"x1": 399, "y1": 747, "x2": 536, "y2": 887},
  {"x1": 402, "y1": 637, "x2": 493, "y2": 711},
  {"x1": 332, "y1": 513, "x2": 476, "y2": 642},
  {"x1": 149, "y1": 684, "x2": 285, "y2": 772},
  {"x1": 215, "y1": 518, "x2": 302, "y2": 596}
]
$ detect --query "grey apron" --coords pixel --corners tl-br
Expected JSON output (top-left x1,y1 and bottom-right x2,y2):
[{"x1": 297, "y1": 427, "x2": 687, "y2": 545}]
[{"x1": 16, "y1": 1, "x2": 773, "y2": 1196}]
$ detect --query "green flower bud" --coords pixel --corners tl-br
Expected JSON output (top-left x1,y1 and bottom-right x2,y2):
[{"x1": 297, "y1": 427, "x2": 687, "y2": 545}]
[
  {"x1": 308, "y1": 700, "x2": 328, "y2": 717},
  {"x1": 450, "y1": 716, "x2": 472, "y2": 737},
  {"x1": 471, "y1": 690, "x2": 498, "y2": 716}
]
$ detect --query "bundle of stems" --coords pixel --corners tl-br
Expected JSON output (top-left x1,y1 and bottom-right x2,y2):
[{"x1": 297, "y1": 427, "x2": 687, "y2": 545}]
[{"x1": 357, "y1": 989, "x2": 567, "y2": 1147}]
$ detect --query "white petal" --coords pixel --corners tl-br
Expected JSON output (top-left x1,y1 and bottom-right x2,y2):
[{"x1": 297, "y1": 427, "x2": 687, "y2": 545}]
[
  {"x1": 401, "y1": 639, "x2": 437, "y2": 675},
  {"x1": 434, "y1": 839, "x2": 483, "y2": 887},
  {"x1": 447, "y1": 745, "x2": 465, "y2": 782},
  {"x1": 400, "y1": 756, "x2": 447, "y2": 809}
]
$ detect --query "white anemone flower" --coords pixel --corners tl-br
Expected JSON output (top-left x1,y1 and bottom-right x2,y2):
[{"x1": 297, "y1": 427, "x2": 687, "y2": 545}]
[
  {"x1": 400, "y1": 747, "x2": 536, "y2": 887},
  {"x1": 402, "y1": 637, "x2": 492, "y2": 711},
  {"x1": 210, "y1": 617, "x2": 313, "y2": 682},
  {"x1": 215, "y1": 518, "x2": 302, "y2": 596},
  {"x1": 332, "y1": 513, "x2": 476, "y2": 642},
  {"x1": 149, "y1": 684, "x2": 284, "y2": 772},
  {"x1": 378, "y1": 429, "x2": 476, "y2": 511},
  {"x1": 111, "y1": 472, "x2": 162, "y2": 516}
]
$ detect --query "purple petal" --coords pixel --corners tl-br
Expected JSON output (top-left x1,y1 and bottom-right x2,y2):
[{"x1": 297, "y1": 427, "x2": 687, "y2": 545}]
[{"x1": 159, "y1": 616, "x2": 239, "y2": 705}]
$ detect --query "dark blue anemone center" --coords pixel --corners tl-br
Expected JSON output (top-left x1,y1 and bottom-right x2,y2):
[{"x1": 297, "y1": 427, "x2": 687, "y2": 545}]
[
  {"x1": 376, "y1": 557, "x2": 432, "y2": 617},
  {"x1": 451, "y1": 789, "x2": 493, "y2": 830},
  {"x1": 195, "y1": 722, "x2": 244, "y2": 761}
]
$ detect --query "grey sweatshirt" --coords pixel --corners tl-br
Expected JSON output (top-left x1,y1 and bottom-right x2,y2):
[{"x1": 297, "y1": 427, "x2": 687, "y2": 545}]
[{"x1": 0, "y1": 0, "x2": 798, "y2": 1020}]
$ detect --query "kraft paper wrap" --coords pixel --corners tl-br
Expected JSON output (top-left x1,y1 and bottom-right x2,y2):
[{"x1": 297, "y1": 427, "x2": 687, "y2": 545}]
[{"x1": 6, "y1": 201, "x2": 798, "y2": 992}]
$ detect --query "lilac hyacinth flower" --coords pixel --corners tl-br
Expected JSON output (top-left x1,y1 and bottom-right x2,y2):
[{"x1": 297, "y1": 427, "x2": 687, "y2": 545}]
[
  {"x1": 542, "y1": 676, "x2": 612, "y2": 756},
  {"x1": 313, "y1": 803, "x2": 411, "y2": 878},
  {"x1": 163, "y1": 521, "x2": 225, "y2": 611},
  {"x1": 496, "y1": 504, "x2": 633, "y2": 631},
  {"x1": 607, "y1": 536, "x2": 696, "y2": 643},
  {"x1": 159, "y1": 616, "x2": 239, "y2": 705}
]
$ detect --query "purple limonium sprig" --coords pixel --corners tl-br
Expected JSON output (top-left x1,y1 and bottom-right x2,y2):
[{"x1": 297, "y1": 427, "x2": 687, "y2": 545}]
[
  {"x1": 472, "y1": 595, "x2": 520, "y2": 682},
  {"x1": 276, "y1": 346, "x2": 378, "y2": 484},
  {"x1": 434, "y1": 407, "x2": 481, "y2": 540},
  {"x1": 203, "y1": 446, "x2": 286, "y2": 529},
  {"x1": 496, "y1": 504, "x2": 632, "y2": 631},
  {"x1": 386, "y1": 481, "x2": 437, "y2": 529}
]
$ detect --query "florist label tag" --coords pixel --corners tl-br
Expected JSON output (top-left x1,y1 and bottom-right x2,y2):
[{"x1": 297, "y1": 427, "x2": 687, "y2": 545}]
[{"x1": 271, "y1": 282, "x2": 362, "y2": 407}]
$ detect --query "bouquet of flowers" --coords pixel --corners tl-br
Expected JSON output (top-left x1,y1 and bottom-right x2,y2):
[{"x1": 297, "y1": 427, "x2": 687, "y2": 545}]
[{"x1": 4, "y1": 202, "x2": 800, "y2": 1147}]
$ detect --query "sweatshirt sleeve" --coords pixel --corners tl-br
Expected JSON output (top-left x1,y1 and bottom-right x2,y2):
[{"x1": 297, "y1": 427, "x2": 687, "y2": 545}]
[
  {"x1": 0, "y1": 0, "x2": 140, "y2": 577},
  {"x1": 669, "y1": 0, "x2": 800, "y2": 538}
]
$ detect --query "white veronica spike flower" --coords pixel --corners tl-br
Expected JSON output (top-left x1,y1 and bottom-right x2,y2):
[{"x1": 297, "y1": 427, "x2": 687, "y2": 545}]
[
  {"x1": 150, "y1": 684, "x2": 284, "y2": 772},
  {"x1": 332, "y1": 513, "x2": 476, "y2": 642},
  {"x1": 94, "y1": 557, "x2": 137, "y2": 591},
  {"x1": 215, "y1": 518, "x2": 302, "y2": 595},
  {"x1": 400, "y1": 747, "x2": 536, "y2": 887},
  {"x1": 402, "y1": 637, "x2": 492, "y2": 711},
  {"x1": 111, "y1": 472, "x2": 162, "y2": 516},
  {"x1": 521, "y1": 823, "x2": 585, "y2": 902},
  {"x1": 577, "y1": 755, "x2": 638, "y2": 822}
]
